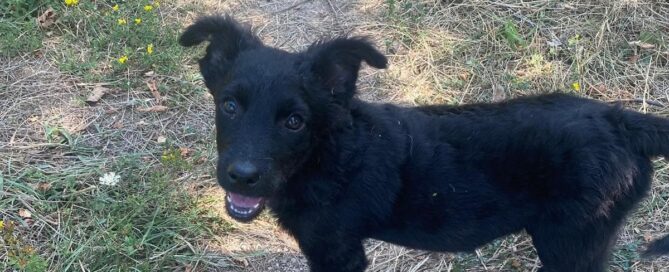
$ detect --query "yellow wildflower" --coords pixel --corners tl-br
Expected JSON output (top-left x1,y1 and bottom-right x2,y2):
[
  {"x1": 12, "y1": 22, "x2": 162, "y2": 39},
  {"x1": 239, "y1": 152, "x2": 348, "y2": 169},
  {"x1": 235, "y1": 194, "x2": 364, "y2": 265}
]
[
  {"x1": 571, "y1": 82, "x2": 581, "y2": 92},
  {"x1": 118, "y1": 55, "x2": 128, "y2": 64},
  {"x1": 147, "y1": 43, "x2": 154, "y2": 55},
  {"x1": 134, "y1": 18, "x2": 142, "y2": 25},
  {"x1": 112, "y1": 4, "x2": 119, "y2": 11},
  {"x1": 64, "y1": 0, "x2": 78, "y2": 6},
  {"x1": 0, "y1": 220, "x2": 4, "y2": 230},
  {"x1": 118, "y1": 18, "x2": 127, "y2": 25},
  {"x1": 153, "y1": 1, "x2": 160, "y2": 7},
  {"x1": 144, "y1": 5, "x2": 153, "y2": 12}
]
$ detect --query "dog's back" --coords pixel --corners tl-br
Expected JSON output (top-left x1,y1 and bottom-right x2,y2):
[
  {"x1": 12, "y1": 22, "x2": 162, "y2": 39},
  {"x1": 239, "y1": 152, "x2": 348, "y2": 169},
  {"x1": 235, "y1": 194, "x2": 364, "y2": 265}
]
[{"x1": 371, "y1": 93, "x2": 669, "y2": 262}]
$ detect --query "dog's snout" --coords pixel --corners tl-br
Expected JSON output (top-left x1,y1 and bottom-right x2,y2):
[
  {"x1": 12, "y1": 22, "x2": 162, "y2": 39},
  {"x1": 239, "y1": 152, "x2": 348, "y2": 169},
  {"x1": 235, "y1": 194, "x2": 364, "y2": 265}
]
[{"x1": 227, "y1": 161, "x2": 259, "y2": 185}]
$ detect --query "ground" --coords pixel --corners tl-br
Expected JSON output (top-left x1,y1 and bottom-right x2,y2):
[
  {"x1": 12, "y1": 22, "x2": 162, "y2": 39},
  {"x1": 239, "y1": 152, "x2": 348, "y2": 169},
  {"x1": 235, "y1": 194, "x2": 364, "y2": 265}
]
[{"x1": 1, "y1": 0, "x2": 668, "y2": 271}]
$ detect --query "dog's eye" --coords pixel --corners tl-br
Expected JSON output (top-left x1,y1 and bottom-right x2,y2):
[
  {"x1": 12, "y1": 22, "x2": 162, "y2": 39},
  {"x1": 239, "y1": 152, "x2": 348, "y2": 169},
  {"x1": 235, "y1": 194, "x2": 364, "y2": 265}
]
[
  {"x1": 285, "y1": 114, "x2": 304, "y2": 131},
  {"x1": 222, "y1": 99, "x2": 237, "y2": 114}
]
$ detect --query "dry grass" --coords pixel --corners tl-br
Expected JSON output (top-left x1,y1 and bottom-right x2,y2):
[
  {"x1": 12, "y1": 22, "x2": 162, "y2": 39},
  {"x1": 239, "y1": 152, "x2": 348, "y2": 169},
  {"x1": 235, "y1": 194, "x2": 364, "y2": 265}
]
[{"x1": 2, "y1": 0, "x2": 669, "y2": 271}]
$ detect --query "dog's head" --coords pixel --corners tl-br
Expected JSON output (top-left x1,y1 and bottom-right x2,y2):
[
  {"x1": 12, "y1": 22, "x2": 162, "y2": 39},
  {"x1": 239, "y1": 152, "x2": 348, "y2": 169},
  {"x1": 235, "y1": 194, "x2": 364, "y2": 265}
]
[{"x1": 179, "y1": 15, "x2": 387, "y2": 222}]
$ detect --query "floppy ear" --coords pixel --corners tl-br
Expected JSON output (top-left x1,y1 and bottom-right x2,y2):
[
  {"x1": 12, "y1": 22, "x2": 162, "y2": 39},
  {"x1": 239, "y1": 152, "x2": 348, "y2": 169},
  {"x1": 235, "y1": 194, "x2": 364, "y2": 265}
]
[
  {"x1": 179, "y1": 15, "x2": 262, "y2": 89},
  {"x1": 304, "y1": 37, "x2": 387, "y2": 104}
]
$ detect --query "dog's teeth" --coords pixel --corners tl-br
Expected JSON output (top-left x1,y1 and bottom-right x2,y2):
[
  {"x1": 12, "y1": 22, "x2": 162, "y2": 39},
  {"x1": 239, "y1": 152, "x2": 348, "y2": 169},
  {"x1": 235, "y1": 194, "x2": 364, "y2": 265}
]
[{"x1": 230, "y1": 205, "x2": 255, "y2": 215}]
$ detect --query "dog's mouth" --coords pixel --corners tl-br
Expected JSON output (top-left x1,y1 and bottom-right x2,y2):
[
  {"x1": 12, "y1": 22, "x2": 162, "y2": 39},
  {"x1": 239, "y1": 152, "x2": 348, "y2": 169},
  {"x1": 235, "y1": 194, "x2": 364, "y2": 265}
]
[{"x1": 225, "y1": 192, "x2": 266, "y2": 222}]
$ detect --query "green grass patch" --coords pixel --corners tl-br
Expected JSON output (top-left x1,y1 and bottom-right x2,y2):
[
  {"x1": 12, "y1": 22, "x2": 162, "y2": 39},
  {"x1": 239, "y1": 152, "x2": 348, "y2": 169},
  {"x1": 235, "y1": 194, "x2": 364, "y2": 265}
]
[
  {"x1": 1, "y1": 0, "x2": 191, "y2": 86},
  {"x1": 1, "y1": 151, "x2": 228, "y2": 271},
  {"x1": 500, "y1": 20, "x2": 527, "y2": 50},
  {"x1": 0, "y1": 0, "x2": 56, "y2": 56},
  {"x1": 53, "y1": 1, "x2": 188, "y2": 82},
  {"x1": 612, "y1": 240, "x2": 642, "y2": 272}
]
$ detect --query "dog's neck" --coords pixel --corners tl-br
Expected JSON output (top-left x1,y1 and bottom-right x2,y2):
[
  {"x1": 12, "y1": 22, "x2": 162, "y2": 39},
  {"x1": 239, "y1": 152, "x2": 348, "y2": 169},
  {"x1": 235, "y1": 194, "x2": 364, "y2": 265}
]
[
  {"x1": 269, "y1": 101, "x2": 408, "y2": 214},
  {"x1": 273, "y1": 128, "x2": 362, "y2": 205}
]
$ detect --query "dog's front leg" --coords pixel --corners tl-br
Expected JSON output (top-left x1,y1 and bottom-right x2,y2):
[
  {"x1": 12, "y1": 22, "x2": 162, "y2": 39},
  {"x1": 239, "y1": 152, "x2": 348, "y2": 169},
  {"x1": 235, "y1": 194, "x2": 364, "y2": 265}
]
[
  {"x1": 297, "y1": 234, "x2": 367, "y2": 272},
  {"x1": 287, "y1": 214, "x2": 367, "y2": 272}
]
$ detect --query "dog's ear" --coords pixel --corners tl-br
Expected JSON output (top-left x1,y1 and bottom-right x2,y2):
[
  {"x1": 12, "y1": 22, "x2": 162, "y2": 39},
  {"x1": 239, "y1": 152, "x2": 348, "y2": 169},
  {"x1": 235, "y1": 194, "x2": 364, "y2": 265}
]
[
  {"x1": 304, "y1": 37, "x2": 387, "y2": 104},
  {"x1": 179, "y1": 15, "x2": 262, "y2": 89}
]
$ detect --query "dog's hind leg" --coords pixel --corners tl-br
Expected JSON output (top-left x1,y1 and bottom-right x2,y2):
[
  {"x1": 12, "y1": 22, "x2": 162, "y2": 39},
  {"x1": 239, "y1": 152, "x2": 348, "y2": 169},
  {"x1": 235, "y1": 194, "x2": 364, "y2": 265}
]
[{"x1": 528, "y1": 217, "x2": 624, "y2": 272}]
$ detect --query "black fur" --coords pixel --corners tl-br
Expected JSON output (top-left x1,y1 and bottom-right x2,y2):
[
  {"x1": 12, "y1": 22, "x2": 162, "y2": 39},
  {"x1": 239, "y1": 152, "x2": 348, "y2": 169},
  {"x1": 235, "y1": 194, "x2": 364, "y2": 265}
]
[{"x1": 180, "y1": 15, "x2": 669, "y2": 272}]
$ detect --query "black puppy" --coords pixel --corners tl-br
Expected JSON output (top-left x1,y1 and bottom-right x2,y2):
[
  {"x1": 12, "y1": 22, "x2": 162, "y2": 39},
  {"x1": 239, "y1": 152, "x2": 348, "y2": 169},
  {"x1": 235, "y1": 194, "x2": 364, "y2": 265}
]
[{"x1": 180, "y1": 15, "x2": 669, "y2": 272}]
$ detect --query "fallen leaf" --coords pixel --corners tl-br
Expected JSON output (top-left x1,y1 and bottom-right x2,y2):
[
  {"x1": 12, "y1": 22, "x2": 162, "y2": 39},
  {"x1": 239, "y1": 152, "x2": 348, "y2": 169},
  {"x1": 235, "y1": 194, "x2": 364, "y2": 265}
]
[
  {"x1": 105, "y1": 107, "x2": 119, "y2": 114},
  {"x1": 137, "y1": 105, "x2": 168, "y2": 112},
  {"x1": 36, "y1": 183, "x2": 52, "y2": 191},
  {"x1": 156, "y1": 136, "x2": 167, "y2": 144},
  {"x1": 196, "y1": 157, "x2": 207, "y2": 164},
  {"x1": 629, "y1": 41, "x2": 655, "y2": 50},
  {"x1": 639, "y1": 43, "x2": 655, "y2": 50},
  {"x1": 492, "y1": 84, "x2": 506, "y2": 102},
  {"x1": 628, "y1": 54, "x2": 640, "y2": 63},
  {"x1": 144, "y1": 71, "x2": 155, "y2": 77},
  {"x1": 72, "y1": 123, "x2": 90, "y2": 133},
  {"x1": 231, "y1": 256, "x2": 249, "y2": 267},
  {"x1": 146, "y1": 80, "x2": 162, "y2": 103},
  {"x1": 589, "y1": 83, "x2": 607, "y2": 95},
  {"x1": 86, "y1": 86, "x2": 111, "y2": 104},
  {"x1": 18, "y1": 209, "x2": 32, "y2": 219},
  {"x1": 644, "y1": 233, "x2": 653, "y2": 242},
  {"x1": 112, "y1": 121, "x2": 124, "y2": 129},
  {"x1": 179, "y1": 147, "x2": 192, "y2": 157},
  {"x1": 36, "y1": 8, "x2": 57, "y2": 28},
  {"x1": 33, "y1": 50, "x2": 44, "y2": 58},
  {"x1": 458, "y1": 72, "x2": 469, "y2": 81}
]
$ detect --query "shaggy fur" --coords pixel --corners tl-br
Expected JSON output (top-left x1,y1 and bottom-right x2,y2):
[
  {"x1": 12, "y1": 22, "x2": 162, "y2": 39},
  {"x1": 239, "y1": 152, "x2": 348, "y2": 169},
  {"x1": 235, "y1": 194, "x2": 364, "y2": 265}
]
[{"x1": 180, "y1": 15, "x2": 669, "y2": 272}]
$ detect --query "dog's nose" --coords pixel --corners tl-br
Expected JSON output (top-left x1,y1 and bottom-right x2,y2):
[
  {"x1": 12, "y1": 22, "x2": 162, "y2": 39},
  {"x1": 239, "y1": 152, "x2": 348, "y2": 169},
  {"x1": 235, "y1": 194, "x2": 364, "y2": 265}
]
[{"x1": 227, "y1": 161, "x2": 259, "y2": 185}]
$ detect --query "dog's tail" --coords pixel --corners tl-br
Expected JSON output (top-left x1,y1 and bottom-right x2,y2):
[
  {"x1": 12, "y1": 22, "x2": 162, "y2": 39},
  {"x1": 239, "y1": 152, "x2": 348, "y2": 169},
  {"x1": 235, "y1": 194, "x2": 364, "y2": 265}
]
[
  {"x1": 609, "y1": 107, "x2": 669, "y2": 158},
  {"x1": 611, "y1": 107, "x2": 669, "y2": 256}
]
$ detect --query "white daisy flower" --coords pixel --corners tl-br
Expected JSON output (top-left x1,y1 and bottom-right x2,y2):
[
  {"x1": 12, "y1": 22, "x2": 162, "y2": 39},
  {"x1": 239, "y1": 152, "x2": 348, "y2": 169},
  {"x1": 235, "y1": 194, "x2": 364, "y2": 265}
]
[{"x1": 99, "y1": 172, "x2": 121, "y2": 186}]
